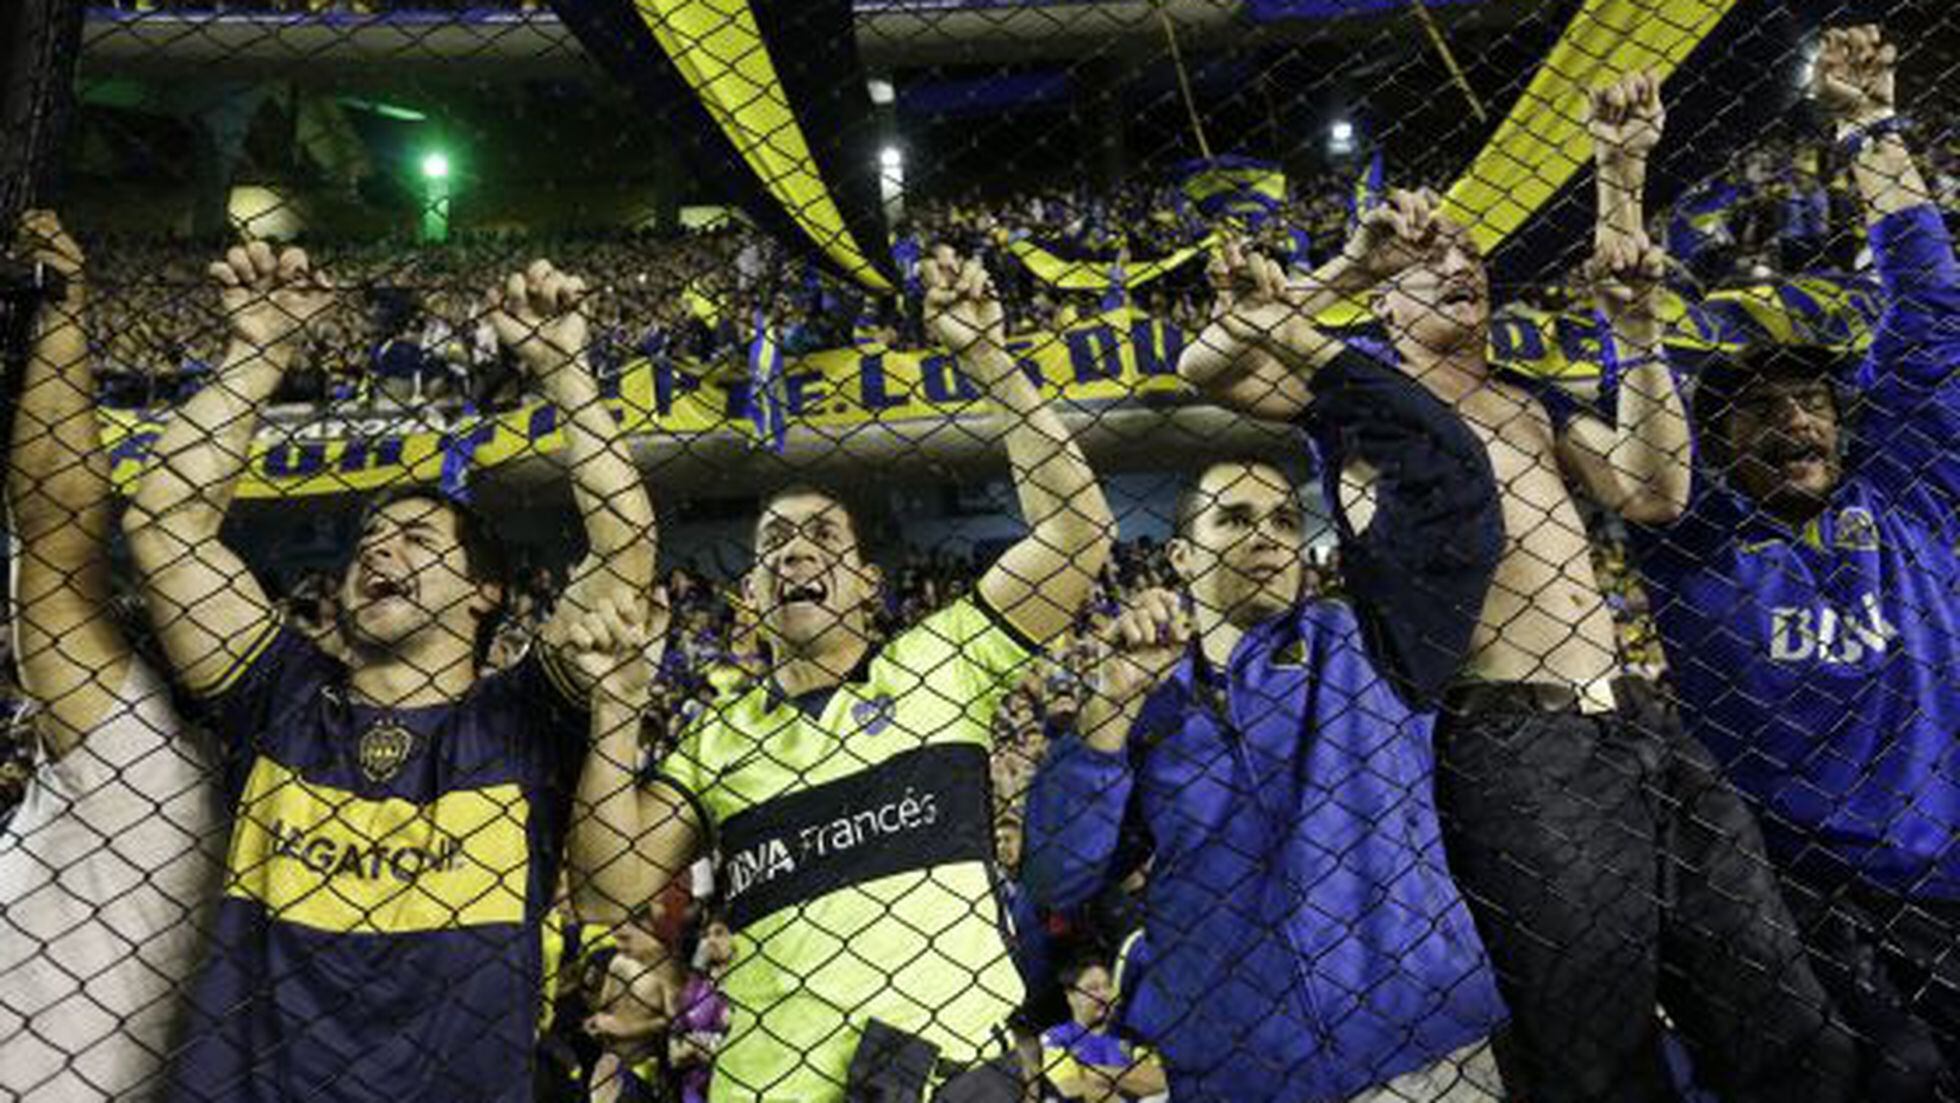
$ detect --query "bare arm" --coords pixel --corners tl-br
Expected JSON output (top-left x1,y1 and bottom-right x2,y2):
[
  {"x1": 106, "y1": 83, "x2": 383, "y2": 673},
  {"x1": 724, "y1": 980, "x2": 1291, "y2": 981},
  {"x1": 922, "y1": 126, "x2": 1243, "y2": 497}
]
[
  {"x1": 122, "y1": 242, "x2": 328, "y2": 694},
  {"x1": 1179, "y1": 244, "x2": 1362, "y2": 420},
  {"x1": 496, "y1": 262, "x2": 657, "y2": 697},
  {"x1": 1561, "y1": 73, "x2": 1693, "y2": 525},
  {"x1": 1589, "y1": 70, "x2": 1663, "y2": 243},
  {"x1": 926, "y1": 249, "x2": 1115, "y2": 645},
  {"x1": 8, "y1": 213, "x2": 125, "y2": 755},
  {"x1": 1181, "y1": 191, "x2": 1449, "y2": 422},
  {"x1": 563, "y1": 593, "x2": 661, "y2": 926}
]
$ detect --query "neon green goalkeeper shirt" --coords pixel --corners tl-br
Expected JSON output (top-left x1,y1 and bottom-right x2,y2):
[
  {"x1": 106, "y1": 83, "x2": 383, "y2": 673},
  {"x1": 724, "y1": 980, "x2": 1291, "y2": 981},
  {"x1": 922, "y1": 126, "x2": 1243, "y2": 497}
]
[{"x1": 656, "y1": 595, "x2": 1035, "y2": 1102}]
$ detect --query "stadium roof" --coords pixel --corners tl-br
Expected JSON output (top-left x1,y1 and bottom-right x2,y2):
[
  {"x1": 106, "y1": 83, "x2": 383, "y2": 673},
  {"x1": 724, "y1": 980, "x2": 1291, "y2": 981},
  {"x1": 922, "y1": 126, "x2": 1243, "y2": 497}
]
[{"x1": 81, "y1": 0, "x2": 1544, "y2": 80}]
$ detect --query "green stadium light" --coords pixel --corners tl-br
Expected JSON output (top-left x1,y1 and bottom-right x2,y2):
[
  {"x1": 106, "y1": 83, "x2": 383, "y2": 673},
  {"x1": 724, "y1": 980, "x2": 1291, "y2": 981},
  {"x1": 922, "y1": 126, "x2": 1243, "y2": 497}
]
[{"x1": 419, "y1": 149, "x2": 453, "y2": 243}]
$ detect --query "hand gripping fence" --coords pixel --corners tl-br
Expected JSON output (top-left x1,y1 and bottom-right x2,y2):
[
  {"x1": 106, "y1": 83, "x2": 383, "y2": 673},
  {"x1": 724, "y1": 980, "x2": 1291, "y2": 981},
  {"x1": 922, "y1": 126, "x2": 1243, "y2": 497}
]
[{"x1": 3, "y1": 2, "x2": 1959, "y2": 1102}]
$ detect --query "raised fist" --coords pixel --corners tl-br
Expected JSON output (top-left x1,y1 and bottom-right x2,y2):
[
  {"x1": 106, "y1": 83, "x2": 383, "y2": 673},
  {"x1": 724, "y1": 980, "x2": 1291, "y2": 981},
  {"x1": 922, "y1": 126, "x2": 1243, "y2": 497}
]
[
  {"x1": 1090, "y1": 588, "x2": 1192, "y2": 709},
  {"x1": 209, "y1": 240, "x2": 334, "y2": 358},
  {"x1": 557, "y1": 590, "x2": 664, "y2": 707},
  {"x1": 922, "y1": 245, "x2": 1008, "y2": 368},
  {"x1": 1342, "y1": 188, "x2": 1445, "y2": 284},
  {"x1": 488, "y1": 258, "x2": 591, "y2": 378},
  {"x1": 1814, "y1": 25, "x2": 1896, "y2": 130},
  {"x1": 1206, "y1": 236, "x2": 1301, "y2": 350},
  {"x1": 1588, "y1": 70, "x2": 1666, "y2": 164}
]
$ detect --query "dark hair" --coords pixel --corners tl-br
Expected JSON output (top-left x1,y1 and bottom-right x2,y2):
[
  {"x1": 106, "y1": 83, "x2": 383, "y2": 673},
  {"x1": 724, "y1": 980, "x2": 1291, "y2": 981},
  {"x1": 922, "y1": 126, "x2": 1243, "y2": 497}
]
[
  {"x1": 355, "y1": 488, "x2": 510, "y2": 667},
  {"x1": 1171, "y1": 459, "x2": 1296, "y2": 539},
  {"x1": 1059, "y1": 959, "x2": 1111, "y2": 992},
  {"x1": 755, "y1": 482, "x2": 872, "y2": 552},
  {"x1": 1692, "y1": 344, "x2": 1850, "y2": 469}
]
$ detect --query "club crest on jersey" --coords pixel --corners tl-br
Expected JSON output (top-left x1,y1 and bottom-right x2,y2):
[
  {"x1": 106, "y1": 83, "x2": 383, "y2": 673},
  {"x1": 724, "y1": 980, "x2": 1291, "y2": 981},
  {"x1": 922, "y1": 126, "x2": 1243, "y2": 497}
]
[
  {"x1": 1834, "y1": 507, "x2": 1879, "y2": 551},
  {"x1": 852, "y1": 695, "x2": 895, "y2": 736},
  {"x1": 358, "y1": 721, "x2": 416, "y2": 784},
  {"x1": 1273, "y1": 639, "x2": 1309, "y2": 668}
]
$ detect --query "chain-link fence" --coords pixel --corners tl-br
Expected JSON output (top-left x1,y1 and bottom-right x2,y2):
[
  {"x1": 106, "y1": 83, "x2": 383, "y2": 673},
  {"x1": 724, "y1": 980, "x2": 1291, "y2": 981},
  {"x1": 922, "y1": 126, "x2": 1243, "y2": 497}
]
[{"x1": 3, "y1": 1, "x2": 1960, "y2": 1101}]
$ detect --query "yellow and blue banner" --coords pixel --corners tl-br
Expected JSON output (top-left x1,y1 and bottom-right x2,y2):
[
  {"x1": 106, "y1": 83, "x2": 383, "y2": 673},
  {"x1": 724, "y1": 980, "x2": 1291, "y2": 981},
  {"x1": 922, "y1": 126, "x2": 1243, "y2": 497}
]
[
  {"x1": 1439, "y1": 0, "x2": 1803, "y2": 284},
  {"x1": 548, "y1": 0, "x2": 894, "y2": 293},
  {"x1": 1008, "y1": 235, "x2": 1217, "y2": 293},
  {"x1": 1175, "y1": 156, "x2": 1288, "y2": 227},
  {"x1": 97, "y1": 276, "x2": 1879, "y2": 500}
]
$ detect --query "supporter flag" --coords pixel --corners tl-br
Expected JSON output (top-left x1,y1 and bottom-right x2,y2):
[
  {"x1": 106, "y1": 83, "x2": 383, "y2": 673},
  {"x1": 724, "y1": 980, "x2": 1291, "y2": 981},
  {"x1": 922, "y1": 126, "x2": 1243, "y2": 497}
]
[
  {"x1": 1100, "y1": 250, "x2": 1130, "y2": 314},
  {"x1": 851, "y1": 302, "x2": 886, "y2": 349},
  {"x1": 1284, "y1": 226, "x2": 1315, "y2": 273},
  {"x1": 1175, "y1": 156, "x2": 1287, "y2": 228},
  {"x1": 1667, "y1": 178, "x2": 1747, "y2": 265},
  {"x1": 747, "y1": 308, "x2": 788, "y2": 454},
  {"x1": 682, "y1": 280, "x2": 721, "y2": 327},
  {"x1": 437, "y1": 421, "x2": 495, "y2": 504},
  {"x1": 549, "y1": 0, "x2": 895, "y2": 293},
  {"x1": 1440, "y1": 0, "x2": 1801, "y2": 286},
  {"x1": 1009, "y1": 235, "x2": 1215, "y2": 293}
]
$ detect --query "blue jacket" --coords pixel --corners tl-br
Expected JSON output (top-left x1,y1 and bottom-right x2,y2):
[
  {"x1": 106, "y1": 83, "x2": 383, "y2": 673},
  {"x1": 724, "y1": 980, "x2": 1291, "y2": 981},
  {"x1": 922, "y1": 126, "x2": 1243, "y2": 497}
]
[
  {"x1": 1631, "y1": 204, "x2": 1960, "y2": 901},
  {"x1": 1023, "y1": 350, "x2": 1508, "y2": 1102}
]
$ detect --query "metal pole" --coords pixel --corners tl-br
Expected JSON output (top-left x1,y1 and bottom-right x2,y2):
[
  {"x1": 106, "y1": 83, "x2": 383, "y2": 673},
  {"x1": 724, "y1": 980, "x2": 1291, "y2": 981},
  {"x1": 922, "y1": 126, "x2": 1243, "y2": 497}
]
[
  {"x1": 1410, "y1": 0, "x2": 1488, "y2": 124},
  {"x1": 1156, "y1": 1, "x2": 1215, "y2": 161}
]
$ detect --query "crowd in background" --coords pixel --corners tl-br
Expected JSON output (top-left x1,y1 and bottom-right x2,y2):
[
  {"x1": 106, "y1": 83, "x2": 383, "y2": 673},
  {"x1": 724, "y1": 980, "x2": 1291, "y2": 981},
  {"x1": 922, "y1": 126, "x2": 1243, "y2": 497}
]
[{"x1": 72, "y1": 115, "x2": 1960, "y2": 422}]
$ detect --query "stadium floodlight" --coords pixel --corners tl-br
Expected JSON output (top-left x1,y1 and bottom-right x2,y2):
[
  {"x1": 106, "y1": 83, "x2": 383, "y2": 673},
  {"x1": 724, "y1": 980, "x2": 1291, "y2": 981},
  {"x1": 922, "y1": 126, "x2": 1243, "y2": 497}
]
[
  {"x1": 879, "y1": 146, "x2": 905, "y2": 219},
  {"x1": 1797, "y1": 39, "x2": 1820, "y2": 94},
  {"x1": 1329, "y1": 119, "x2": 1356, "y2": 156},
  {"x1": 420, "y1": 149, "x2": 453, "y2": 243}
]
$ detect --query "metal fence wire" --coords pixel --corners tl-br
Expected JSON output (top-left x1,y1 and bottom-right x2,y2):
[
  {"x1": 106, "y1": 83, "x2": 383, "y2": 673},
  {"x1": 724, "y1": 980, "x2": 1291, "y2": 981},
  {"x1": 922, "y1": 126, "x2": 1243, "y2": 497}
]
[{"x1": 3, "y1": 0, "x2": 1959, "y2": 1100}]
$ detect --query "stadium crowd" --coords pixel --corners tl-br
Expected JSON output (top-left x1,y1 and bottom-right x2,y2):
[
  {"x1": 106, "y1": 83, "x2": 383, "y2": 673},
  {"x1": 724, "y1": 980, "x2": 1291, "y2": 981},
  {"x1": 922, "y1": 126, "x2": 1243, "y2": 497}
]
[
  {"x1": 5, "y1": 22, "x2": 1960, "y2": 1103},
  {"x1": 73, "y1": 115, "x2": 1960, "y2": 420}
]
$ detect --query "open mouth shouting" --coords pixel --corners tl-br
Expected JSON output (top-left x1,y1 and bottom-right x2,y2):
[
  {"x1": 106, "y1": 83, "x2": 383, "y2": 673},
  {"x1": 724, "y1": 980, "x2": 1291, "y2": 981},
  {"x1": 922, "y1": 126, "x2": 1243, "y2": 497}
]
[
  {"x1": 1438, "y1": 281, "x2": 1483, "y2": 310},
  {"x1": 358, "y1": 566, "x2": 417, "y2": 607},
  {"x1": 1761, "y1": 438, "x2": 1831, "y2": 483},
  {"x1": 776, "y1": 577, "x2": 830, "y2": 610}
]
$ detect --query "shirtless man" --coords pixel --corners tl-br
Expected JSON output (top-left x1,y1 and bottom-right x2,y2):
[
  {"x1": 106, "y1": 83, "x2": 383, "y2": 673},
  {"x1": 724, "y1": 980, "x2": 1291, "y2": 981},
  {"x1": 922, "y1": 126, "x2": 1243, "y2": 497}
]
[{"x1": 1180, "y1": 73, "x2": 1856, "y2": 1102}]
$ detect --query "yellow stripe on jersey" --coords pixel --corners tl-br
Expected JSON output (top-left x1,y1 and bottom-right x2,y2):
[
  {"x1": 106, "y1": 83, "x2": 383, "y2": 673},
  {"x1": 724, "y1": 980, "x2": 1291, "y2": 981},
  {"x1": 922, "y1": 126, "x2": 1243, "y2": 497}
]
[
  {"x1": 224, "y1": 757, "x2": 530, "y2": 934},
  {"x1": 190, "y1": 615, "x2": 286, "y2": 699}
]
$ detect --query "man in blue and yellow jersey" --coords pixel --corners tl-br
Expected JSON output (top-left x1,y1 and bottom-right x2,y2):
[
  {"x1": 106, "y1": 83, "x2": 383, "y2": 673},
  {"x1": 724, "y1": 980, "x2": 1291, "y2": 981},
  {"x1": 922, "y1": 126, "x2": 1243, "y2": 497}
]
[
  {"x1": 123, "y1": 244, "x2": 658, "y2": 1103},
  {"x1": 623, "y1": 246, "x2": 1115, "y2": 1102},
  {"x1": 1631, "y1": 27, "x2": 1960, "y2": 1097}
]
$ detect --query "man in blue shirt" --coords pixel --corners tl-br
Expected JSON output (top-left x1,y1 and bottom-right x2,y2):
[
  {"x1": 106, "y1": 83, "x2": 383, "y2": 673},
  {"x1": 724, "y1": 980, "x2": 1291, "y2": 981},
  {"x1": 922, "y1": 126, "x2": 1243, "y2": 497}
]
[
  {"x1": 1022, "y1": 313, "x2": 1515, "y2": 1098},
  {"x1": 1631, "y1": 26, "x2": 1960, "y2": 1097}
]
